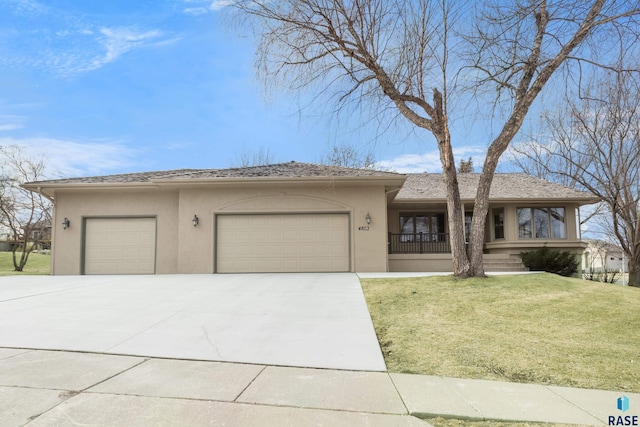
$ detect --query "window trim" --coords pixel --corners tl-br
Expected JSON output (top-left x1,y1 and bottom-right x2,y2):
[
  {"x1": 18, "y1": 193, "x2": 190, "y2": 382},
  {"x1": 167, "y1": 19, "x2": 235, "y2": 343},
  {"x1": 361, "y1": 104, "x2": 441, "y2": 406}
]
[
  {"x1": 516, "y1": 206, "x2": 567, "y2": 240},
  {"x1": 492, "y1": 207, "x2": 505, "y2": 240},
  {"x1": 399, "y1": 212, "x2": 447, "y2": 241}
]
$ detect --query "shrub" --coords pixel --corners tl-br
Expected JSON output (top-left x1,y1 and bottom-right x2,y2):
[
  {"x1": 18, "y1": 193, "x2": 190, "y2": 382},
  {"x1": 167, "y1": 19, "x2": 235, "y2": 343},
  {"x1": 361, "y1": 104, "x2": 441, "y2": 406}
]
[
  {"x1": 583, "y1": 269, "x2": 621, "y2": 283},
  {"x1": 520, "y1": 246, "x2": 579, "y2": 277}
]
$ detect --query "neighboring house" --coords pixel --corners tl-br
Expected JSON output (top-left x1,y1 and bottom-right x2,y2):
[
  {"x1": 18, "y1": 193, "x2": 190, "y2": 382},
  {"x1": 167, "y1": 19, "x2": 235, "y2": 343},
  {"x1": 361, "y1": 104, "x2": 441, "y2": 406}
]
[
  {"x1": 22, "y1": 162, "x2": 597, "y2": 275},
  {"x1": 0, "y1": 220, "x2": 52, "y2": 252},
  {"x1": 23, "y1": 219, "x2": 52, "y2": 250},
  {"x1": 582, "y1": 239, "x2": 625, "y2": 272},
  {"x1": 25, "y1": 219, "x2": 52, "y2": 241}
]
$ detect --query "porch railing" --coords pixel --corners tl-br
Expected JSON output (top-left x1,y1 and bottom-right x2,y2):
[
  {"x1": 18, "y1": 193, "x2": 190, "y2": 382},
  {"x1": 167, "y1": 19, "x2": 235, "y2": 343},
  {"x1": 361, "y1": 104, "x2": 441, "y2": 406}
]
[{"x1": 388, "y1": 232, "x2": 451, "y2": 254}]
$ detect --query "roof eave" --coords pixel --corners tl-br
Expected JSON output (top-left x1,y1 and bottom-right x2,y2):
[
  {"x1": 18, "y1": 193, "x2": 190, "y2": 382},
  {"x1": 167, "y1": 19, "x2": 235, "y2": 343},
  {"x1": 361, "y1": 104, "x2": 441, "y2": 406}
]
[
  {"x1": 21, "y1": 182, "x2": 160, "y2": 198},
  {"x1": 391, "y1": 196, "x2": 600, "y2": 205},
  {"x1": 22, "y1": 175, "x2": 407, "y2": 197}
]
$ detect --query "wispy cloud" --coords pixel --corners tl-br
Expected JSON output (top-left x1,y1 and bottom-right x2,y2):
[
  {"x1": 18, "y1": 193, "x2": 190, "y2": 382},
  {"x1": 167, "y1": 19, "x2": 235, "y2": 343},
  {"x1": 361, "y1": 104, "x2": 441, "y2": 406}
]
[
  {"x1": 182, "y1": 0, "x2": 233, "y2": 15},
  {"x1": 183, "y1": 7, "x2": 209, "y2": 16},
  {"x1": 6, "y1": 0, "x2": 48, "y2": 15},
  {"x1": 209, "y1": 0, "x2": 234, "y2": 10},
  {"x1": 0, "y1": 123, "x2": 24, "y2": 131},
  {"x1": 0, "y1": 2, "x2": 170, "y2": 77},
  {"x1": 0, "y1": 137, "x2": 142, "y2": 178},
  {"x1": 84, "y1": 27, "x2": 163, "y2": 72},
  {"x1": 0, "y1": 115, "x2": 26, "y2": 132},
  {"x1": 378, "y1": 146, "x2": 487, "y2": 173}
]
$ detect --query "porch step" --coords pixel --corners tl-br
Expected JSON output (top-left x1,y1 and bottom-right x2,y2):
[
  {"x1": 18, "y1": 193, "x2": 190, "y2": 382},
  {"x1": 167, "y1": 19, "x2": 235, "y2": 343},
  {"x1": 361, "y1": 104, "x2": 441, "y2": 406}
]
[{"x1": 483, "y1": 255, "x2": 529, "y2": 272}]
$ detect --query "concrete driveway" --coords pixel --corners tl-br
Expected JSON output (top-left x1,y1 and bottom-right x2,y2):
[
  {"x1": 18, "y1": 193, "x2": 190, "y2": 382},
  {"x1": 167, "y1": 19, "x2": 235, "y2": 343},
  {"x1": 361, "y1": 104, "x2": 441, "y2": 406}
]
[{"x1": 0, "y1": 273, "x2": 386, "y2": 371}]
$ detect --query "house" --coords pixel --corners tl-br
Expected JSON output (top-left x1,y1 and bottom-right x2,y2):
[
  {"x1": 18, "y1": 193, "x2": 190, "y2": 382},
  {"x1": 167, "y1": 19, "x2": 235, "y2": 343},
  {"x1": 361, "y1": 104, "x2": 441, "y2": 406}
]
[
  {"x1": 582, "y1": 239, "x2": 625, "y2": 273},
  {"x1": 22, "y1": 162, "x2": 597, "y2": 275},
  {"x1": 25, "y1": 219, "x2": 52, "y2": 247}
]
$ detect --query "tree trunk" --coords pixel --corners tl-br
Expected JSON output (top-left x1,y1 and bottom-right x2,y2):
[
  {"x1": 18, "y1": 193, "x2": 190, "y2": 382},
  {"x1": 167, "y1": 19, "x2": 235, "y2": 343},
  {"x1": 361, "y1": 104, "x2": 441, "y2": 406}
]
[
  {"x1": 12, "y1": 248, "x2": 23, "y2": 272},
  {"x1": 443, "y1": 165, "x2": 470, "y2": 277},
  {"x1": 468, "y1": 143, "x2": 507, "y2": 277},
  {"x1": 629, "y1": 254, "x2": 640, "y2": 287},
  {"x1": 432, "y1": 89, "x2": 470, "y2": 277},
  {"x1": 468, "y1": 99, "x2": 535, "y2": 276},
  {"x1": 12, "y1": 239, "x2": 30, "y2": 272}
]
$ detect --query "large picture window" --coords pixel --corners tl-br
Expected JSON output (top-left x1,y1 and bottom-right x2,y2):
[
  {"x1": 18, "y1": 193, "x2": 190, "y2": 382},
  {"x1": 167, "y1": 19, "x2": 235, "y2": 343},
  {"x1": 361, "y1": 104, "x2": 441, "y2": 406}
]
[
  {"x1": 400, "y1": 213, "x2": 446, "y2": 241},
  {"x1": 517, "y1": 207, "x2": 566, "y2": 239}
]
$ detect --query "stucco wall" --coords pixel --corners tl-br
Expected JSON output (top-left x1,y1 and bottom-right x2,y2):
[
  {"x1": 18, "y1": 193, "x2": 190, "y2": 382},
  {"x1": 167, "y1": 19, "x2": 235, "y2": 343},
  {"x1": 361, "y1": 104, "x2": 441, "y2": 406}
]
[
  {"x1": 51, "y1": 183, "x2": 390, "y2": 275},
  {"x1": 388, "y1": 254, "x2": 453, "y2": 272},
  {"x1": 52, "y1": 190, "x2": 179, "y2": 275},
  {"x1": 176, "y1": 184, "x2": 389, "y2": 273}
]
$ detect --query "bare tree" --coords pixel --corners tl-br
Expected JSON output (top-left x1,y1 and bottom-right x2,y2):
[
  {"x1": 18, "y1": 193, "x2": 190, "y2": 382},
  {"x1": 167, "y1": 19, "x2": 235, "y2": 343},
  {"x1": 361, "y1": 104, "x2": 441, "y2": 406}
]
[
  {"x1": 458, "y1": 157, "x2": 474, "y2": 173},
  {"x1": 320, "y1": 143, "x2": 377, "y2": 169},
  {"x1": 509, "y1": 71, "x2": 640, "y2": 286},
  {"x1": 232, "y1": 0, "x2": 640, "y2": 277},
  {"x1": 231, "y1": 146, "x2": 277, "y2": 167},
  {"x1": 0, "y1": 146, "x2": 52, "y2": 271}
]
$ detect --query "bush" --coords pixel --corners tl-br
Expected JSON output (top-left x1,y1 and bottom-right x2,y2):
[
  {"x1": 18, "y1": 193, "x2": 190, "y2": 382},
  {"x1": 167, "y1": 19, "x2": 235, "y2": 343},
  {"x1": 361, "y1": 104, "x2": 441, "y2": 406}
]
[
  {"x1": 521, "y1": 246, "x2": 579, "y2": 277},
  {"x1": 583, "y1": 269, "x2": 621, "y2": 283}
]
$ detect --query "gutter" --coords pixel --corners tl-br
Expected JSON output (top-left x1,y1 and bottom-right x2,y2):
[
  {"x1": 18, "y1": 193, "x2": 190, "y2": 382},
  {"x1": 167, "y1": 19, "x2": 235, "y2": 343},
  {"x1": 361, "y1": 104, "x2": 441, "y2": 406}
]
[{"x1": 22, "y1": 175, "x2": 408, "y2": 195}]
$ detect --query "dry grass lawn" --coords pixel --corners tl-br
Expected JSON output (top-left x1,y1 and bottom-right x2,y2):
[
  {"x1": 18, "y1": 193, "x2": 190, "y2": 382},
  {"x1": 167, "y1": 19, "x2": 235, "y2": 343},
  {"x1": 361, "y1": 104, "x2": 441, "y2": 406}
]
[
  {"x1": 426, "y1": 419, "x2": 575, "y2": 427},
  {"x1": 361, "y1": 273, "x2": 640, "y2": 392}
]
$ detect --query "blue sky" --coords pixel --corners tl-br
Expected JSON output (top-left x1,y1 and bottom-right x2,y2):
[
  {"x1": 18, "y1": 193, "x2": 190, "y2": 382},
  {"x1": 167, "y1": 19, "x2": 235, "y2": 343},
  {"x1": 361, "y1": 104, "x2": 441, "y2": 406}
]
[{"x1": 0, "y1": 0, "x2": 490, "y2": 178}]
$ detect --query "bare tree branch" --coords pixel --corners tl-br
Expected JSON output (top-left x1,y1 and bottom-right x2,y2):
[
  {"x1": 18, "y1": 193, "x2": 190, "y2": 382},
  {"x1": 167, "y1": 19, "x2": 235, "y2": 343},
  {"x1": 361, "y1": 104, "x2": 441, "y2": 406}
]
[
  {"x1": 0, "y1": 146, "x2": 53, "y2": 271},
  {"x1": 230, "y1": 0, "x2": 640, "y2": 278},
  {"x1": 509, "y1": 71, "x2": 640, "y2": 285}
]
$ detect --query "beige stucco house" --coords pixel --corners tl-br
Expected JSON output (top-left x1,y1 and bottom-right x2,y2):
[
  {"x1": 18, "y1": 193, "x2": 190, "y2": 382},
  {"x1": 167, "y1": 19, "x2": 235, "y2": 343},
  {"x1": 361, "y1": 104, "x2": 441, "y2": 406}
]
[{"x1": 23, "y1": 162, "x2": 597, "y2": 275}]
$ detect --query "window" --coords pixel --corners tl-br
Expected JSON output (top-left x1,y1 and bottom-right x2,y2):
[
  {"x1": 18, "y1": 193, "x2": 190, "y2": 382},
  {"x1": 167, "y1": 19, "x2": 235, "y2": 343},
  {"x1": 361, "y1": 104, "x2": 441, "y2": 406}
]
[
  {"x1": 493, "y1": 208, "x2": 504, "y2": 239},
  {"x1": 517, "y1": 207, "x2": 566, "y2": 239},
  {"x1": 465, "y1": 212, "x2": 473, "y2": 242},
  {"x1": 517, "y1": 208, "x2": 532, "y2": 238},
  {"x1": 533, "y1": 208, "x2": 549, "y2": 238},
  {"x1": 400, "y1": 213, "x2": 446, "y2": 241},
  {"x1": 550, "y1": 207, "x2": 566, "y2": 238}
]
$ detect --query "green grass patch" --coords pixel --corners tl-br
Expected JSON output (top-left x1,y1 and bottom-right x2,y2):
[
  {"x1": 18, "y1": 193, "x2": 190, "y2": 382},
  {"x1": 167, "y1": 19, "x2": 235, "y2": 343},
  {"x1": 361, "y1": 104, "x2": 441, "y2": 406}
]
[
  {"x1": 361, "y1": 273, "x2": 640, "y2": 392},
  {"x1": 0, "y1": 252, "x2": 51, "y2": 276}
]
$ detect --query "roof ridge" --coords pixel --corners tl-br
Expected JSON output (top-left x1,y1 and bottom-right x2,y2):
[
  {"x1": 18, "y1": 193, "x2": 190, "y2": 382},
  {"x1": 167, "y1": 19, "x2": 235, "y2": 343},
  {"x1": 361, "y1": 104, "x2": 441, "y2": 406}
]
[{"x1": 24, "y1": 161, "x2": 402, "y2": 186}]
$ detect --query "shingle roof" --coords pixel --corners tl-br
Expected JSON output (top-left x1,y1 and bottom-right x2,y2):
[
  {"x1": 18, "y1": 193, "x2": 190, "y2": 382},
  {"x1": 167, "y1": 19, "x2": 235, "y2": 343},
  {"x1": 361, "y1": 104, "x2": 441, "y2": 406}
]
[
  {"x1": 26, "y1": 161, "x2": 402, "y2": 185},
  {"x1": 24, "y1": 163, "x2": 596, "y2": 203},
  {"x1": 395, "y1": 173, "x2": 596, "y2": 201}
]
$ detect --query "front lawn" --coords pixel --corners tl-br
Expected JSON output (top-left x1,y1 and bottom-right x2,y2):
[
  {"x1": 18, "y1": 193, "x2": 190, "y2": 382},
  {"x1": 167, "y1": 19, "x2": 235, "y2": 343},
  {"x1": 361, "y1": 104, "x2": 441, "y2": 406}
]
[
  {"x1": 361, "y1": 273, "x2": 640, "y2": 392},
  {"x1": 0, "y1": 252, "x2": 51, "y2": 276}
]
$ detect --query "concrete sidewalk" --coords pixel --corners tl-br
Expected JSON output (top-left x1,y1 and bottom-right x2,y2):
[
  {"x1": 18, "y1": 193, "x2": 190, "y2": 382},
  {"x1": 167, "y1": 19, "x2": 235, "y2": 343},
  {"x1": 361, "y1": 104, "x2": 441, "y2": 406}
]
[{"x1": 2, "y1": 348, "x2": 637, "y2": 426}]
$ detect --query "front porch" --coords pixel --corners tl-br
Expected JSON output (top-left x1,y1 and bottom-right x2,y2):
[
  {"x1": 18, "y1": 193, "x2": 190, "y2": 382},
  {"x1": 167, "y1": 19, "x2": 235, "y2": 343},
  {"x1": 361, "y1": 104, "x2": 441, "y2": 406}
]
[{"x1": 387, "y1": 232, "x2": 451, "y2": 254}]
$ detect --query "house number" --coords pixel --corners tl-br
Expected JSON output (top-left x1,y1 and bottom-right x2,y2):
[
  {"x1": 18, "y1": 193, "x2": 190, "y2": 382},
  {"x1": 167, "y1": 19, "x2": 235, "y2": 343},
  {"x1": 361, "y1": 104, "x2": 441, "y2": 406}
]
[{"x1": 358, "y1": 226, "x2": 370, "y2": 231}]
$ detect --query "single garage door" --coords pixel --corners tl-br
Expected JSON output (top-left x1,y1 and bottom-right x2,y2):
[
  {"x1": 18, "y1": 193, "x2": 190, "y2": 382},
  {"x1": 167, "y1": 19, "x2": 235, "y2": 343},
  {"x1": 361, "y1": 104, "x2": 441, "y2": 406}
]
[
  {"x1": 216, "y1": 213, "x2": 350, "y2": 273},
  {"x1": 84, "y1": 217, "x2": 157, "y2": 275}
]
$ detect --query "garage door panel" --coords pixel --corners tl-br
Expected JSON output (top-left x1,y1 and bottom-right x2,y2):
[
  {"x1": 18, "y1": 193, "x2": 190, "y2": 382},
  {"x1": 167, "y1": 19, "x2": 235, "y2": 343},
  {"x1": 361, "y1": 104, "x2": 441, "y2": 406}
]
[
  {"x1": 84, "y1": 218, "x2": 156, "y2": 275},
  {"x1": 217, "y1": 213, "x2": 349, "y2": 273}
]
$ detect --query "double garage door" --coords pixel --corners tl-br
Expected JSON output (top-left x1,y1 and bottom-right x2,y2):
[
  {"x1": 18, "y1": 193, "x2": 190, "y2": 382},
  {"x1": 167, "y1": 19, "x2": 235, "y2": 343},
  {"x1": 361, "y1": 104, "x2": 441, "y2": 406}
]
[
  {"x1": 217, "y1": 214, "x2": 350, "y2": 273},
  {"x1": 82, "y1": 214, "x2": 350, "y2": 274}
]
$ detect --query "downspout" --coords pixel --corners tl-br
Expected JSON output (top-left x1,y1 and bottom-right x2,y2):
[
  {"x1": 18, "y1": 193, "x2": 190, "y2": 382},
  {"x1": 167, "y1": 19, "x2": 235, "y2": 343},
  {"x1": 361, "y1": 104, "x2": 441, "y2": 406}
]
[{"x1": 37, "y1": 187, "x2": 54, "y2": 203}]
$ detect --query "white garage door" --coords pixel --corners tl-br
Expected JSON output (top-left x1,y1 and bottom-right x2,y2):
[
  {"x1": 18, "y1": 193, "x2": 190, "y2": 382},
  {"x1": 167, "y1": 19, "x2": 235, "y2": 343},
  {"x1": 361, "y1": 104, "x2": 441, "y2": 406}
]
[
  {"x1": 216, "y1": 214, "x2": 350, "y2": 273},
  {"x1": 84, "y1": 218, "x2": 157, "y2": 275}
]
